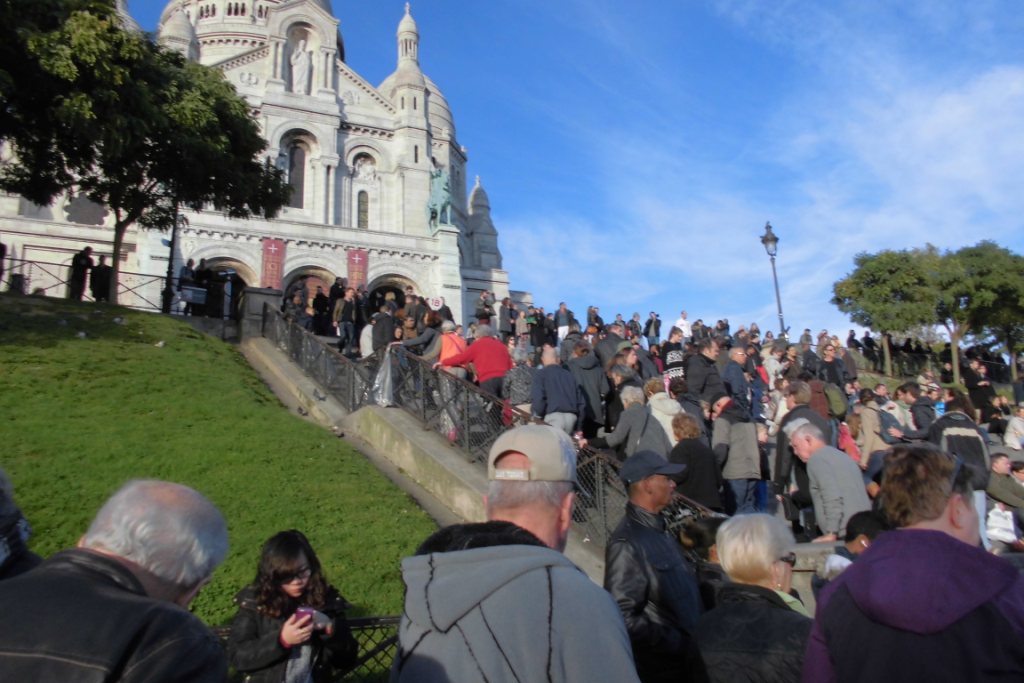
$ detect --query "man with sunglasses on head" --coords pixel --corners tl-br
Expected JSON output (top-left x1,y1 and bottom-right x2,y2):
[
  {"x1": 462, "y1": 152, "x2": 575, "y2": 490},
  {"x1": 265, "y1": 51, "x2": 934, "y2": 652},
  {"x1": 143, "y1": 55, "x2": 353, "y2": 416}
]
[{"x1": 804, "y1": 445, "x2": 1024, "y2": 682}]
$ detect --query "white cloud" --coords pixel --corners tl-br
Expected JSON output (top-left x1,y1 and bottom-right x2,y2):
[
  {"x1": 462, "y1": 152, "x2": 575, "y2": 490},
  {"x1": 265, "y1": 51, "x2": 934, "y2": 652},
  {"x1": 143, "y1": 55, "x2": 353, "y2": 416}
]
[{"x1": 497, "y1": 1, "x2": 1024, "y2": 338}]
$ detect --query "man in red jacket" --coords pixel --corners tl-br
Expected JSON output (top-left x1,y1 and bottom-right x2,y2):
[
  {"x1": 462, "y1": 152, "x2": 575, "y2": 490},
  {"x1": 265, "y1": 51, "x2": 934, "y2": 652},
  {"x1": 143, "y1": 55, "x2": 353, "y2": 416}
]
[{"x1": 435, "y1": 324, "x2": 512, "y2": 396}]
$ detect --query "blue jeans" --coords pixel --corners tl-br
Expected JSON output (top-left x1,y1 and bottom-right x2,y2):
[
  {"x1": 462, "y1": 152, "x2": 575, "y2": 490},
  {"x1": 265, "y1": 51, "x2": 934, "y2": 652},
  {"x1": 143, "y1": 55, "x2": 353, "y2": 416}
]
[
  {"x1": 862, "y1": 451, "x2": 886, "y2": 485},
  {"x1": 337, "y1": 321, "x2": 355, "y2": 352},
  {"x1": 724, "y1": 479, "x2": 758, "y2": 515}
]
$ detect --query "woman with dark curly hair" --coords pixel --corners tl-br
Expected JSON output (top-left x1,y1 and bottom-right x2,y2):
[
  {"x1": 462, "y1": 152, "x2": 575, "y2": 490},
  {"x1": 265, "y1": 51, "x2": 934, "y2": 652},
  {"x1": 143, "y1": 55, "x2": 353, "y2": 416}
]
[{"x1": 228, "y1": 530, "x2": 358, "y2": 683}]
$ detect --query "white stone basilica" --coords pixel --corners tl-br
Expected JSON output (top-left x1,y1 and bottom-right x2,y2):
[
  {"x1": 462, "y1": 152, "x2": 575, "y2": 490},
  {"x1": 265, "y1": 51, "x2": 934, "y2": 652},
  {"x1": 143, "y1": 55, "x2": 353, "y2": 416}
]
[{"x1": 0, "y1": 0, "x2": 514, "y2": 323}]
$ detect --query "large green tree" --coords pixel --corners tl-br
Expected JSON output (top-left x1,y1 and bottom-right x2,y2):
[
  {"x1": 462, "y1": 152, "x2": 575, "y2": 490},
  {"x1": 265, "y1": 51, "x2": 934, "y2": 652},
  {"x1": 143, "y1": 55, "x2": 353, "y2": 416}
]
[
  {"x1": 832, "y1": 247, "x2": 941, "y2": 379},
  {"x1": 957, "y1": 241, "x2": 1024, "y2": 381},
  {"x1": 1, "y1": 0, "x2": 289, "y2": 302},
  {"x1": 834, "y1": 242, "x2": 1024, "y2": 385}
]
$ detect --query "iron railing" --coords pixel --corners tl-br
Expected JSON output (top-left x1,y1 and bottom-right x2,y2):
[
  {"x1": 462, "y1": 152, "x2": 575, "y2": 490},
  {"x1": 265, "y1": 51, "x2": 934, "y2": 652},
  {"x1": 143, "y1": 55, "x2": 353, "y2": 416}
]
[
  {"x1": 260, "y1": 305, "x2": 720, "y2": 548},
  {"x1": 1, "y1": 257, "x2": 243, "y2": 317},
  {"x1": 214, "y1": 616, "x2": 399, "y2": 682}
]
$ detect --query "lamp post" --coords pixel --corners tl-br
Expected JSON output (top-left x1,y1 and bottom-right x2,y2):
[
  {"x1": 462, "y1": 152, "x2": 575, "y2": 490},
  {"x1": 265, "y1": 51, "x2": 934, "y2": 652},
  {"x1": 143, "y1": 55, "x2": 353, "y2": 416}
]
[
  {"x1": 760, "y1": 221, "x2": 786, "y2": 339},
  {"x1": 161, "y1": 206, "x2": 187, "y2": 314}
]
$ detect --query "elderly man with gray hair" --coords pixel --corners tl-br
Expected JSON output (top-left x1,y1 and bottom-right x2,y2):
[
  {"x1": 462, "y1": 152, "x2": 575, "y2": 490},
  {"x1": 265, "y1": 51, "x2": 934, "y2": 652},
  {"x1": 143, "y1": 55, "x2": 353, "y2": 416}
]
[
  {"x1": 0, "y1": 479, "x2": 229, "y2": 682},
  {"x1": 391, "y1": 424, "x2": 640, "y2": 682},
  {"x1": 787, "y1": 419, "x2": 871, "y2": 543}
]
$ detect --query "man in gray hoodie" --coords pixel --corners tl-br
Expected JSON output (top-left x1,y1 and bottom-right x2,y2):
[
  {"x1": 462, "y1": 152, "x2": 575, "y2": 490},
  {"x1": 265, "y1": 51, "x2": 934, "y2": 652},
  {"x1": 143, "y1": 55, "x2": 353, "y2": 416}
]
[{"x1": 390, "y1": 425, "x2": 640, "y2": 683}]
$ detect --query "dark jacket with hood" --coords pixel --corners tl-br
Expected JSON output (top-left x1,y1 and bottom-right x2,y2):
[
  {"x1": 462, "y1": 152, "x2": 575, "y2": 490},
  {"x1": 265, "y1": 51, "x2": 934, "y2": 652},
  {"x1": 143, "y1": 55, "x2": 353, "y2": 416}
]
[
  {"x1": 228, "y1": 585, "x2": 357, "y2": 683},
  {"x1": 696, "y1": 583, "x2": 812, "y2": 683},
  {"x1": 898, "y1": 395, "x2": 937, "y2": 440},
  {"x1": 686, "y1": 353, "x2": 725, "y2": 403},
  {"x1": 569, "y1": 351, "x2": 609, "y2": 425},
  {"x1": 804, "y1": 529, "x2": 1024, "y2": 682},
  {"x1": 605, "y1": 503, "x2": 706, "y2": 683},
  {"x1": 391, "y1": 521, "x2": 640, "y2": 683}
]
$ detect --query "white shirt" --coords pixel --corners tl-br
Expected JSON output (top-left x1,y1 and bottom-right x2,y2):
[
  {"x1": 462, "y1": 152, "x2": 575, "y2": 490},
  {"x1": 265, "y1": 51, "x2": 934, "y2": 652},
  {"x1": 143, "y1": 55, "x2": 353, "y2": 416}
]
[{"x1": 675, "y1": 318, "x2": 692, "y2": 337}]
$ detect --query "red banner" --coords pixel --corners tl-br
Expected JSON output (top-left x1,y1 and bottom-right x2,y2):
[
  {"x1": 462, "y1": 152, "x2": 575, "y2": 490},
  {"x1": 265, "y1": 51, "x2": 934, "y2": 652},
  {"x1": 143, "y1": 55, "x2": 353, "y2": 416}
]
[
  {"x1": 347, "y1": 249, "x2": 369, "y2": 289},
  {"x1": 261, "y1": 238, "x2": 286, "y2": 289}
]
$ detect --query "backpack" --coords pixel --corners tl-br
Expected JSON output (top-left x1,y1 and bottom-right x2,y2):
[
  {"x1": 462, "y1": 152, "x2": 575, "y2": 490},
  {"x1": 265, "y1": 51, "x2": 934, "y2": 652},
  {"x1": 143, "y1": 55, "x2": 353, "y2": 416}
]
[
  {"x1": 823, "y1": 383, "x2": 847, "y2": 420},
  {"x1": 878, "y1": 408, "x2": 902, "y2": 445}
]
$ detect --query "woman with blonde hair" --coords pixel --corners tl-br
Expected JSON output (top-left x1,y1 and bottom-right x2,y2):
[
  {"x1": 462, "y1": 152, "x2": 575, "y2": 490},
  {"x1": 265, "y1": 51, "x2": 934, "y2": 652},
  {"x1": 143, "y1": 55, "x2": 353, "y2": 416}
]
[{"x1": 694, "y1": 514, "x2": 811, "y2": 683}]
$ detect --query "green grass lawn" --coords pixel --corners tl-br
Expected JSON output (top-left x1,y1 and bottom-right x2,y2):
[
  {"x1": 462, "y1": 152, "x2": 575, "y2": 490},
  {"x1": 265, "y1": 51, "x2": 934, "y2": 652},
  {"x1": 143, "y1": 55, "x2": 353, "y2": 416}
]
[{"x1": 0, "y1": 294, "x2": 435, "y2": 626}]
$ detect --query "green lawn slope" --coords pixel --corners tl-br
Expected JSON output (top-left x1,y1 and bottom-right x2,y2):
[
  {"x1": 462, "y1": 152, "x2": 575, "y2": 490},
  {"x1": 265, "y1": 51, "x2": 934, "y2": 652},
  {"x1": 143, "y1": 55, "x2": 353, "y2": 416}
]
[{"x1": 0, "y1": 294, "x2": 435, "y2": 625}]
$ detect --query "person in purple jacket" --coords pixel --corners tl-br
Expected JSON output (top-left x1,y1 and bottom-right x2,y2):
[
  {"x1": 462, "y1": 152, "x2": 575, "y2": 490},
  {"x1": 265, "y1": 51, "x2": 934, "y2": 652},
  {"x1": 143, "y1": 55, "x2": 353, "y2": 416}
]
[{"x1": 804, "y1": 444, "x2": 1024, "y2": 682}]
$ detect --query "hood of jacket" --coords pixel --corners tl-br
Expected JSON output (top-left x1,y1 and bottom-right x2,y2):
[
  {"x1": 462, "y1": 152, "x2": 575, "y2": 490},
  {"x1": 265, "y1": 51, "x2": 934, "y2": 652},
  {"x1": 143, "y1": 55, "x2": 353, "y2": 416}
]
[
  {"x1": 832, "y1": 528, "x2": 1020, "y2": 634},
  {"x1": 649, "y1": 393, "x2": 682, "y2": 418},
  {"x1": 400, "y1": 522, "x2": 580, "y2": 633},
  {"x1": 570, "y1": 351, "x2": 602, "y2": 371}
]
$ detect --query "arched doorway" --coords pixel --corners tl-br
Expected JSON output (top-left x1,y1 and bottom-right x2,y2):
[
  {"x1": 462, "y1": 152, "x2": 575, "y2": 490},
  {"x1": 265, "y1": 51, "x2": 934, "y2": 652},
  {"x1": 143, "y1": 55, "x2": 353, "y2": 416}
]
[
  {"x1": 366, "y1": 274, "x2": 418, "y2": 315},
  {"x1": 283, "y1": 266, "x2": 338, "y2": 305},
  {"x1": 203, "y1": 258, "x2": 254, "y2": 320}
]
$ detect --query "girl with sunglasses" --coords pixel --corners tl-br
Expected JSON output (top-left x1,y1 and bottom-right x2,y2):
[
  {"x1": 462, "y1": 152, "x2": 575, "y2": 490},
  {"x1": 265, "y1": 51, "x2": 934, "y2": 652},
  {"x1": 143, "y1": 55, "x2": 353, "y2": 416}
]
[{"x1": 228, "y1": 530, "x2": 358, "y2": 683}]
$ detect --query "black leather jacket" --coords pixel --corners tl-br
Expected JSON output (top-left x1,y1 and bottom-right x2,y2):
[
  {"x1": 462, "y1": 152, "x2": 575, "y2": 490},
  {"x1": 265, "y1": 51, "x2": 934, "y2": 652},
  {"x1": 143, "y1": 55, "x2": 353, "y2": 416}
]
[
  {"x1": 227, "y1": 586, "x2": 357, "y2": 683},
  {"x1": 0, "y1": 549, "x2": 226, "y2": 682},
  {"x1": 694, "y1": 583, "x2": 812, "y2": 683},
  {"x1": 604, "y1": 503, "x2": 706, "y2": 683}
]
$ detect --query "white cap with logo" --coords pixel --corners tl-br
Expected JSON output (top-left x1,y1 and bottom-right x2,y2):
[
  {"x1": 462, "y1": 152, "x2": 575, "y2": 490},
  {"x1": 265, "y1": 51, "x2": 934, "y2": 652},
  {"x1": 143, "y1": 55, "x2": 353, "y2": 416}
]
[{"x1": 487, "y1": 424, "x2": 579, "y2": 487}]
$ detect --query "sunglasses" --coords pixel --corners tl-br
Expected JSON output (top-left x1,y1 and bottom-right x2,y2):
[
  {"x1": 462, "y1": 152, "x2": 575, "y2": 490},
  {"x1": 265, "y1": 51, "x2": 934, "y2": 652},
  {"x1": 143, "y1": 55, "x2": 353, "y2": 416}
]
[
  {"x1": 778, "y1": 552, "x2": 797, "y2": 567},
  {"x1": 279, "y1": 566, "x2": 312, "y2": 584}
]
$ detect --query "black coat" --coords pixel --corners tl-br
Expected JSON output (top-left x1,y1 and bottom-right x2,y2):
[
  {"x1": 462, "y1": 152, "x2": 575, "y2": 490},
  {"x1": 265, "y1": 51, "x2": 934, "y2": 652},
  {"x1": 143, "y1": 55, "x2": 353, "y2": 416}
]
[
  {"x1": 227, "y1": 586, "x2": 357, "y2": 683},
  {"x1": 0, "y1": 549, "x2": 226, "y2": 683},
  {"x1": 604, "y1": 503, "x2": 705, "y2": 683},
  {"x1": 695, "y1": 583, "x2": 811, "y2": 683},
  {"x1": 372, "y1": 314, "x2": 396, "y2": 351},
  {"x1": 669, "y1": 438, "x2": 723, "y2": 511},
  {"x1": 685, "y1": 353, "x2": 725, "y2": 403}
]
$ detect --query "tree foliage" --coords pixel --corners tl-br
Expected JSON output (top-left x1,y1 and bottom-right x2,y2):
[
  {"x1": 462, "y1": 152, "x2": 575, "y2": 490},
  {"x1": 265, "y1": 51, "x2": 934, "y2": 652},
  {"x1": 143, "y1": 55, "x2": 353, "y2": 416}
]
[
  {"x1": 833, "y1": 242, "x2": 1024, "y2": 384},
  {"x1": 0, "y1": 0, "x2": 290, "y2": 301},
  {"x1": 831, "y1": 248, "x2": 939, "y2": 377}
]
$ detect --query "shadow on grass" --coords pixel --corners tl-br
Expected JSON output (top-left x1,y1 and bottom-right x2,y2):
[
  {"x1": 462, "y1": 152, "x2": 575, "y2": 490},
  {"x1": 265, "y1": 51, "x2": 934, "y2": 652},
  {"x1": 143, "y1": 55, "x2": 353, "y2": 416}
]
[{"x1": 0, "y1": 293, "x2": 203, "y2": 348}]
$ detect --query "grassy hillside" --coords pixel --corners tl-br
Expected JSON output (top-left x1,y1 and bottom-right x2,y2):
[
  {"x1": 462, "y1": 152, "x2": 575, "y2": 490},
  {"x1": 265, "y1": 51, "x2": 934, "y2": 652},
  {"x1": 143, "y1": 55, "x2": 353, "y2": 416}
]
[{"x1": 0, "y1": 294, "x2": 435, "y2": 625}]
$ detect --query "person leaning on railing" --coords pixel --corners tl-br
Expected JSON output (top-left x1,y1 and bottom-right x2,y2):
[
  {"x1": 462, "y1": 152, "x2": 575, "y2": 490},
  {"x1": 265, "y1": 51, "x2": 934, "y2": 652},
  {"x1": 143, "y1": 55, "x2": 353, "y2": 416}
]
[{"x1": 433, "y1": 324, "x2": 512, "y2": 397}]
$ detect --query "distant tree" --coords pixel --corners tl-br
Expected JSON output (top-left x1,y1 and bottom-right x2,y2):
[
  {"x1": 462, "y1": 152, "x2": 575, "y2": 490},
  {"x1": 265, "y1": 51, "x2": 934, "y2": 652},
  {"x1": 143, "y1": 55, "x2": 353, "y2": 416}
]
[
  {"x1": 832, "y1": 248, "x2": 939, "y2": 379},
  {"x1": 0, "y1": 1, "x2": 289, "y2": 302},
  {"x1": 834, "y1": 242, "x2": 1024, "y2": 385},
  {"x1": 957, "y1": 241, "x2": 1024, "y2": 382}
]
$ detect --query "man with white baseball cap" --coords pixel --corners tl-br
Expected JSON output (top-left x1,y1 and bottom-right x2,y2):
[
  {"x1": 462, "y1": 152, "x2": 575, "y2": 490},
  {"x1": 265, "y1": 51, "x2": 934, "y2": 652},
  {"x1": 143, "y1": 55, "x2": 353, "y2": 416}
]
[{"x1": 391, "y1": 424, "x2": 640, "y2": 682}]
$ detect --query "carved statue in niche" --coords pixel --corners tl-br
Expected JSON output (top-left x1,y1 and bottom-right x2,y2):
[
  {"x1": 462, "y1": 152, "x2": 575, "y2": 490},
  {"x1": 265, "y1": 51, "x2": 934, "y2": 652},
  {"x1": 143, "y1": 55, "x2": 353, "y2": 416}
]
[
  {"x1": 289, "y1": 39, "x2": 312, "y2": 95},
  {"x1": 427, "y1": 167, "x2": 452, "y2": 231},
  {"x1": 354, "y1": 155, "x2": 376, "y2": 180}
]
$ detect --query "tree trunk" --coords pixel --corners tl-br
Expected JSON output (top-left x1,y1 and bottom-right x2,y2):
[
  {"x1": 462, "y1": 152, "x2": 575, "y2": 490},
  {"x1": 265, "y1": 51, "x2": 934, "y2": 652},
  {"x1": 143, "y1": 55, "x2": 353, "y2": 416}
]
[
  {"x1": 109, "y1": 216, "x2": 129, "y2": 305},
  {"x1": 882, "y1": 333, "x2": 893, "y2": 378},
  {"x1": 950, "y1": 330, "x2": 961, "y2": 387}
]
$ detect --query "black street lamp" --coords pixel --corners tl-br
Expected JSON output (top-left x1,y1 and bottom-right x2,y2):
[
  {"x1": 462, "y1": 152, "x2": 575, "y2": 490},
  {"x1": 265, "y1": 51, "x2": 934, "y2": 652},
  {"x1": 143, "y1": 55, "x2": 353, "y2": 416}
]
[
  {"x1": 760, "y1": 221, "x2": 786, "y2": 338},
  {"x1": 161, "y1": 207, "x2": 187, "y2": 314}
]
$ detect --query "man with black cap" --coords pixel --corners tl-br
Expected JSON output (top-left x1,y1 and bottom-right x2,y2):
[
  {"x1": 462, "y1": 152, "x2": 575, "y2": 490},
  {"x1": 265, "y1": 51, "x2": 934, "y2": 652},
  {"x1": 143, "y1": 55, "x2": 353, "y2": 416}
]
[
  {"x1": 604, "y1": 450, "x2": 706, "y2": 683},
  {"x1": 391, "y1": 424, "x2": 640, "y2": 683}
]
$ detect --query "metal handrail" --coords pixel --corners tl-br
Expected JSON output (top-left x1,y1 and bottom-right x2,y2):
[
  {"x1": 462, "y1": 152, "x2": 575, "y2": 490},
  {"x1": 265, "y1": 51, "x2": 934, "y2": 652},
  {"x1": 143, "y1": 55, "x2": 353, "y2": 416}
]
[
  {"x1": 259, "y1": 303, "x2": 720, "y2": 548},
  {"x1": 2, "y1": 257, "x2": 172, "y2": 311}
]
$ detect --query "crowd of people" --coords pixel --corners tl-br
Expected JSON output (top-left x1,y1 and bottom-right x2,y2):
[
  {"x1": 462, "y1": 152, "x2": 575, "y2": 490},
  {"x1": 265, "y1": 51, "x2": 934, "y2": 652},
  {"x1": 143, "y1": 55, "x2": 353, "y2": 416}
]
[
  {"x1": 4, "y1": 420, "x2": 1024, "y2": 682},
  {"x1": 4, "y1": 288, "x2": 1024, "y2": 682}
]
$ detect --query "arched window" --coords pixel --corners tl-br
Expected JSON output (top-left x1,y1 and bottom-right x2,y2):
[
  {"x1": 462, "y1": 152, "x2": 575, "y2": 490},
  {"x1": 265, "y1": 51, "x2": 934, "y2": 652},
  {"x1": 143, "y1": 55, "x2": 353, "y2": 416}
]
[
  {"x1": 357, "y1": 191, "x2": 369, "y2": 229},
  {"x1": 288, "y1": 145, "x2": 306, "y2": 209},
  {"x1": 414, "y1": 145, "x2": 419, "y2": 163}
]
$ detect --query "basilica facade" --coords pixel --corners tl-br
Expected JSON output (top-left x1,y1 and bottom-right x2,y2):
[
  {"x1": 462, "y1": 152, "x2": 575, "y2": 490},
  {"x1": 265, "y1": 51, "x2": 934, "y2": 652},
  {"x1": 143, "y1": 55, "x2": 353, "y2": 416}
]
[{"x1": 0, "y1": 0, "x2": 514, "y2": 323}]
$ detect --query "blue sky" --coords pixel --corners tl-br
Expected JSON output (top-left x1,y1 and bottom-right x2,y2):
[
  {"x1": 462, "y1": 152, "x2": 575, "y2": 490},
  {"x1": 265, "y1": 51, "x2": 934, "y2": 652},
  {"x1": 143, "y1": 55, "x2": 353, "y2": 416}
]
[{"x1": 129, "y1": 1, "x2": 1024, "y2": 338}]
